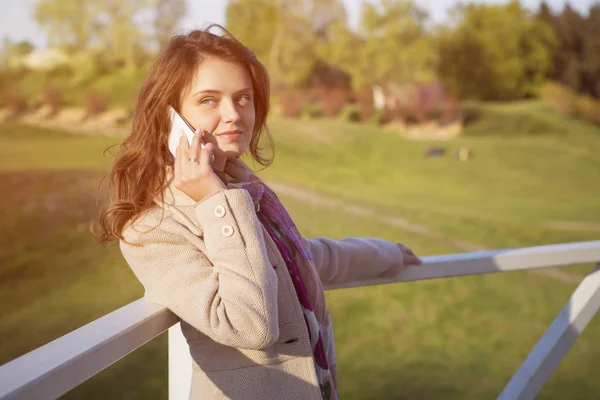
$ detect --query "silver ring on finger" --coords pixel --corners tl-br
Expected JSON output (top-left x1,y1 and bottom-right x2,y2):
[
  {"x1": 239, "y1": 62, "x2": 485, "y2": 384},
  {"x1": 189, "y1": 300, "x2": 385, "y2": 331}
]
[{"x1": 188, "y1": 157, "x2": 199, "y2": 162}]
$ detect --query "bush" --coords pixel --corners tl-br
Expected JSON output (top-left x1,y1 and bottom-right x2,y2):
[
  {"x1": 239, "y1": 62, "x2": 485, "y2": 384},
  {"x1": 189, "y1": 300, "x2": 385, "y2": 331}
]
[
  {"x1": 45, "y1": 64, "x2": 74, "y2": 82},
  {"x1": 403, "y1": 109, "x2": 420, "y2": 125},
  {"x1": 338, "y1": 103, "x2": 360, "y2": 123},
  {"x1": 460, "y1": 103, "x2": 567, "y2": 136},
  {"x1": 41, "y1": 84, "x2": 63, "y2": 116},
  {"x1": 540, "y1": 81, "x2": 600, "y2": 126},
  {"x1": 575, "y1": 96, "x2": 600, "y2": 125},
  {"x1": 15, "y1": 70, "x2": 47, "y2": 108},
  {"x1": 84, "y1": 90, "x2": 108, "y2": 118},
  {"x1": 67, "y1": 49, "x2": 112, "y2": 88},
  {"x1": 460, "y1": 103, "x2": 482, "y2": 125},
  {"x1": 3, "y1": 88, "x2": 28, "y2": 116},
  {"x1": 279, "y1": 90, "x2": 306, "y2": 119},
  {"x1": 301, "y1": 102, "x2": 322, "y2": 119},
  {"x1": 367, "y1": 109, "x2": 389, "y2": 126},
  {"x1": 0, "y1": 68, "x2": 28, "y2": 97},
  {"x1": 441, "y1": 95, "x2": 461, "y2": 124},
  {"x1": 354, "y1": 87, "x2": 375, "y2": 122},
  {"x1": 90, "y1": 67, "x2": 149, "y2": 109},
  {"x1": 539, "y1": 82, "x2": 577, "y2": 115},
  {"x1": 377, "y1": 82, "x2": 459, "y2": 125},
  {"x1": 315, "y1": 86, "x2": 350, "y2": 118}
]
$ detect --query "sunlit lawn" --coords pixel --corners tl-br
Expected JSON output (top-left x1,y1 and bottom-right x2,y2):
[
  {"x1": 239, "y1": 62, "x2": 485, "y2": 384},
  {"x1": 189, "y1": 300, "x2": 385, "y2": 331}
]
[{"x1": 1, "y1": 101, "x2": 599, "y2": 399}]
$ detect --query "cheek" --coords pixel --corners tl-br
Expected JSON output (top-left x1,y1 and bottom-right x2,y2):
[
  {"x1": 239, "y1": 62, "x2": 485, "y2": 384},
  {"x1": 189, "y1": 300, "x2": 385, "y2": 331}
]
[
  {"x1": 181, "y1": 105, "x2": 219, "y2": 133},
  {"x1": 190, "y1": 115, "x2": 220, "y2": 133},
  {"x1": 242, "y1": 107, "x2": 256, "y2": 131}
]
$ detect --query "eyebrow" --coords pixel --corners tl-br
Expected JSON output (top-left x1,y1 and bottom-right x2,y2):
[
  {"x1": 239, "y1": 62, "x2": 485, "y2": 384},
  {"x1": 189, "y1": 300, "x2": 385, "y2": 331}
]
[{"x1": 192, "y1": 87, "x2": 253, "y2": 97}]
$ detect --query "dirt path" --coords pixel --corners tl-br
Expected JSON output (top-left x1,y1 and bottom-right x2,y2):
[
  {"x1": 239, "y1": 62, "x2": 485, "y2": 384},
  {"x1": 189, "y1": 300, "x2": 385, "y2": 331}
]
[{"x1": 268, "y1": 181, "x2": 585, "y2": 284}]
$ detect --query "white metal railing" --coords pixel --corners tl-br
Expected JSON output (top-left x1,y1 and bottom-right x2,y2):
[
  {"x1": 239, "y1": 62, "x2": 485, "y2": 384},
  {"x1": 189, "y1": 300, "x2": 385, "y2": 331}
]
[{"x1": 1, "y1": 240, "x2": 599, "y2": 400}]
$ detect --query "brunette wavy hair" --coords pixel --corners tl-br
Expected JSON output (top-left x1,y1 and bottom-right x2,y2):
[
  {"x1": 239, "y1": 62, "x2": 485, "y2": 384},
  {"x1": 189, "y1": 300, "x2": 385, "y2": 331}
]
[{"x1": 96, "y1": 25, "x2": 273, "y2": 244}]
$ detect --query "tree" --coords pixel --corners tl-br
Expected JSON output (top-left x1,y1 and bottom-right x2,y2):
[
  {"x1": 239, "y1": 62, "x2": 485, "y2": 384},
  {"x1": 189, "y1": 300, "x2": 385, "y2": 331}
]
[
  {"x1": 226, "y1": 0, "x2": 343, "y2": 89},
  {"x1": 153, "y1": 0, "x2": 187, "y2": 50},
  {"x1": 359, "y1": 0, "x2": 436, "y2": 87},
  {"x1": 552, "y1": 4, "x2": 586, "y2": 92},
  {"x1": 437, "y1": 1, "x2": 557, "y2": 100},
  {"x1": 0, "y1": 37, "x2": 13, "y2": 71},
  {"x1": 33, "y1": 0, "x2": 103, "y2": 49},
  {"x1": 536, "y1": 1, "x2": 557, "y2": 74},
  {"x1": 96, "y1": 0, "x2": 150, "y2": 69},
  {"x1": 12, "y1": 41, "x2": 36, "y2": 57},
  {"x1": 315, "y1": 0, "x2": 437, "y2": 90},
  {"x1": 33, "y1": 0, "x2": 155, "y2": 69},
  {"x1": 537, "y1": 2, "x2": 600, "y2": 99},
  {"x1": 537, "y1": 1, "x2": 554, "y2": 26},
  {"x1": 582, "y1": 4, "x2": 600, "y2": 98}
]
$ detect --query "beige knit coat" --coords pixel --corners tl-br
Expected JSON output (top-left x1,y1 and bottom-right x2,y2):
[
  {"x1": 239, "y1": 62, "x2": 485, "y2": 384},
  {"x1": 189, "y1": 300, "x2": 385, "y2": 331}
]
[{"x1": 120, "y1": 182, "x2": 405, "y2": 399}]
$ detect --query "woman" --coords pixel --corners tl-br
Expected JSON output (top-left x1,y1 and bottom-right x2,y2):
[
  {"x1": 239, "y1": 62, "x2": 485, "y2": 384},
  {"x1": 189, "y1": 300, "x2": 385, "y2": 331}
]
[{"x1": 98, "y1": 26, "x2": 421, "y2": 400}]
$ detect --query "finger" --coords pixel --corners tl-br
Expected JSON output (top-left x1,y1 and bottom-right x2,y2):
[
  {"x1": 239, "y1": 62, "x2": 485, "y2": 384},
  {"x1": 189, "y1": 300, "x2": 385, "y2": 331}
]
[
  {"x1": 175, "y1": 135, "x2": 186, "y2": 180},
  {"x1": 225, "y1": 158, "x2": 251, "y2": 181},
  {"x1": 200, "y1": 129, "x2": 209, "y2": 149},
  {"x1": 224, "y1": 164, "x2": 242, "y2": 179},
  {"x1": 190, "y1": 129, "x2": 203, "y2": 161},
  {"x1": 200, "y1": 141, "x2": 215, "y2": 170},
  {"x1": 225, "y1": 157, "x2": 245, "y2": 172},
  {"x1": 404, "y1": 253, "x2": 422, "y2": 266},
  {"x1": 180, "y1": 133, "x2": 192, "y2": 177},
  {"x1": 227, "y1": 156, "x2": 244, "y2": 166},
  {"x1": 200, "y1": 130, "x2": 215, "y2": 165}
]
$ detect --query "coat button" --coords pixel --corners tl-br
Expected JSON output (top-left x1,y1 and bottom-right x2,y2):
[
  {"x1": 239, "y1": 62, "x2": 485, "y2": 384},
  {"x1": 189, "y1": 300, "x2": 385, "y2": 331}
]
[
  {"x1": 221, "y1": 225, "x2": 234, "y2": 237},
  {"x1": 214, "y1": 205, "x2": 226, "y2": 218}
]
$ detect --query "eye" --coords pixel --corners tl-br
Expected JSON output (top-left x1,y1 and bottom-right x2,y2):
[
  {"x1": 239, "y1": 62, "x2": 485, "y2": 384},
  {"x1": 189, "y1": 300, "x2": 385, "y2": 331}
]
[
  {"x1": 238, "y1": 95, "x2": 252, "y2": 105},
  {"x1": 200, "y1": 98, "x2": 216, "y2": 106}
]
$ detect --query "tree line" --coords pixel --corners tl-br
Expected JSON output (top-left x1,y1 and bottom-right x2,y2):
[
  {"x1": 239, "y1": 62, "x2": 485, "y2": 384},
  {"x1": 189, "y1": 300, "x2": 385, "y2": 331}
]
[
  {"x1": 0, "y1": 0, "x2": 599, "y2": 120},
  {"x1": 225, "y1": 0, "x2": 600, "y2": 101}
]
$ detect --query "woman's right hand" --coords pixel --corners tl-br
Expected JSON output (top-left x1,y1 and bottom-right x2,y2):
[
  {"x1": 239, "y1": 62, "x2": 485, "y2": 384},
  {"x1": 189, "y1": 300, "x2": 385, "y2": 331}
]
[{"x1": 173, "y1": 129, "x2": 226, "y2": 202}]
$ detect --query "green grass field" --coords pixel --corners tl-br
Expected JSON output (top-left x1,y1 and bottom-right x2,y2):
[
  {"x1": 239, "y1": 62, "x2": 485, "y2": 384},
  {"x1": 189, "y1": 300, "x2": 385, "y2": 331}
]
[{"x1": 1, "y1": 101, "x2": 599, "y2": 399}]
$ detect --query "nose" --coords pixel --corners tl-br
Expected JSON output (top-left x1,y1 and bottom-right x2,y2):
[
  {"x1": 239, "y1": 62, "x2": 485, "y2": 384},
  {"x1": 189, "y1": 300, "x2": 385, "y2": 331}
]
[{"x1": 221, "y1": 99, "x2": 240, "y2": 124}]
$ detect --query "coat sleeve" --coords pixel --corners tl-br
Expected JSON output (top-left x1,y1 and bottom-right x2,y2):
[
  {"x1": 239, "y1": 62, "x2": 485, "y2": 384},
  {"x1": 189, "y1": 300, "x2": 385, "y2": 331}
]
[
  {"x1": 303, "y1": 236, "x2": 405, "y2": 285},
  {"x1": 120, "y1": 189, "x2": 279, "y2": 350}
]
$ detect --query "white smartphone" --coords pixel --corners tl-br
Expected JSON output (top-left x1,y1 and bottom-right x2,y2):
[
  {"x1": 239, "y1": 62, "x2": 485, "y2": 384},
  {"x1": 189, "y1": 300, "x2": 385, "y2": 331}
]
[{"x1": 167, "y1": 106, "x2": 205, "y2": 157}]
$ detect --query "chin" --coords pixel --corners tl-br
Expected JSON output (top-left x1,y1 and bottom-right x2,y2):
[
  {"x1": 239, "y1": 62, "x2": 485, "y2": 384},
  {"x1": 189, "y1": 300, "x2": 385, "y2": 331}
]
[{"x1": 215, "y1": 145, "x2": 246, "y2": 158}]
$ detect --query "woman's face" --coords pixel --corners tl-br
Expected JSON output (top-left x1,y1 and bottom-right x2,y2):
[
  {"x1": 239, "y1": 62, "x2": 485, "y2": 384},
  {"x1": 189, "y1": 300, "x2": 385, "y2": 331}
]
[{"x1": 180, "y1": 57, "x2": 255, "y2": 160}]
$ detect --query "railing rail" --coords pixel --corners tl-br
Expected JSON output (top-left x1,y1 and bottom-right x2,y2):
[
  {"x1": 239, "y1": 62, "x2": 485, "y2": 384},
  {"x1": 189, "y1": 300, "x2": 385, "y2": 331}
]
[
  {"x1": 1, "y1": 240, "x2": 599, "y2": 400},
  {"x1": 0, "y1": 301, "x2": 178, "y2": 400},
  {"x1": 326, "y1": 240, "x2": 600, "y2": 290}
]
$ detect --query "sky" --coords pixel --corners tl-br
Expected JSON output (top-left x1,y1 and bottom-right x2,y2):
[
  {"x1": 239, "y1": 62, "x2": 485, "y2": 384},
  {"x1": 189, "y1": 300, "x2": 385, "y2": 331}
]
[{"x1": 0, "y1": 0, "x2": 595, "y2": 48}]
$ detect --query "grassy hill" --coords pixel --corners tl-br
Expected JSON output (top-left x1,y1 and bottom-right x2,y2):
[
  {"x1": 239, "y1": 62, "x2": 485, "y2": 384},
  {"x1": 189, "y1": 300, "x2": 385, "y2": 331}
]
[{"x1": 1, "y1": 101, "x2": 599, "y2": 399}]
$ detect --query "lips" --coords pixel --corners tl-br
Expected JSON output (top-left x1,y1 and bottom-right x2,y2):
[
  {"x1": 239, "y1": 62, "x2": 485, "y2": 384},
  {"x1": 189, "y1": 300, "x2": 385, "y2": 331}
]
[{"x1": 218, "y1": 130, "x2": 243, "y2": 139}]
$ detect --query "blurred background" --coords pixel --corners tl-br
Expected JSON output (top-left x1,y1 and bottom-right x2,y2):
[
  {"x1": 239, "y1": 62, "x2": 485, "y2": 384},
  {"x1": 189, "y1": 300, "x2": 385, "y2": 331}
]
[{"x1": 0, "y1": 0, "x2": 599, "y2": 398}]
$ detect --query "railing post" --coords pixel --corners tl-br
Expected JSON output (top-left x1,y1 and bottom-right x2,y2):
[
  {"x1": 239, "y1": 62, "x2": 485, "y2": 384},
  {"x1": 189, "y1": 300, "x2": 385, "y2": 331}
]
[
  {"x1": 168, "y1": 323, "x2": 193, "y2": 400},
  {"x1": 498, "y1": 263, "x2": 600, "y2": 400}
]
